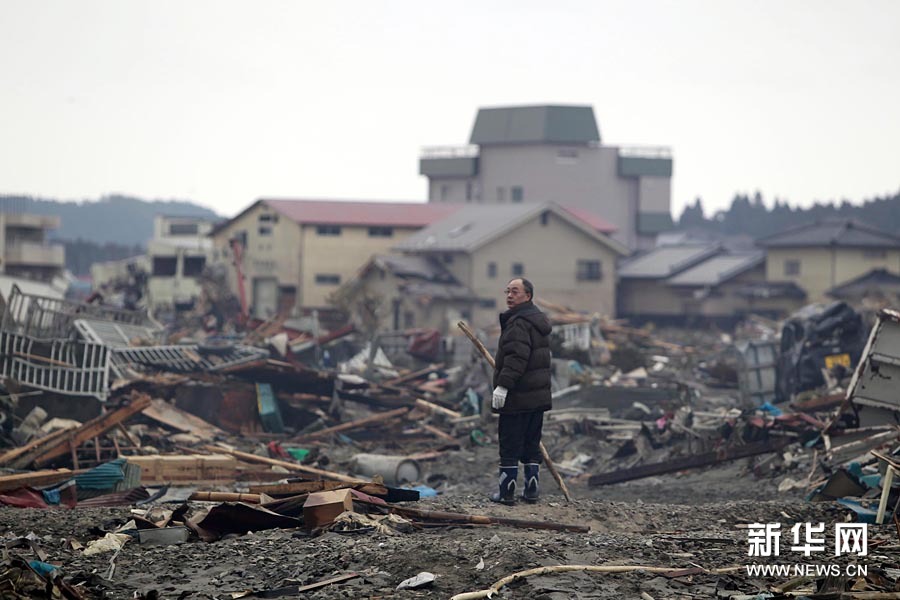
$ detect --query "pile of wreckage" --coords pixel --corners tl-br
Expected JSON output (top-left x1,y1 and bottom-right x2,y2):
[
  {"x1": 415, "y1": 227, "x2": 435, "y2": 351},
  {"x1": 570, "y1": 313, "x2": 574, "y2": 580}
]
[{"x1": 2, "y1": 284, "x2": 900, "y2": 596}]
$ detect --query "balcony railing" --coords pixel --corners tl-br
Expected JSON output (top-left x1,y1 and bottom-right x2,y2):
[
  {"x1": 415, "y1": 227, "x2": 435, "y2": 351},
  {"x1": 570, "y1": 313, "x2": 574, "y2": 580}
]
[
  {"x1": 1, "y1": 213, "x2": 61, "y2": 230},
  {"x1": 3, "y1": 241, "x2": 65, "y2": 266},
  {"x1": 419, "y1": 145, "x2": 480, "y2": 159}
]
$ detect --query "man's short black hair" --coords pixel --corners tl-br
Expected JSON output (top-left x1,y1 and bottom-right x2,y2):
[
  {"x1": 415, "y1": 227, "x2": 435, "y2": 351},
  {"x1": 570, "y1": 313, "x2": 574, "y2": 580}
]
[{"x1": 509, "y1": 277, "x2": 534, "y2": 299}]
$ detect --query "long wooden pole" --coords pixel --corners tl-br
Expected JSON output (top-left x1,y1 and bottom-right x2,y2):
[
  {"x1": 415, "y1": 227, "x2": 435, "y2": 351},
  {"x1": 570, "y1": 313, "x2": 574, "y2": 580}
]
[{"x1": 457, "y1": 321, "x2": 573, "y2": 503}]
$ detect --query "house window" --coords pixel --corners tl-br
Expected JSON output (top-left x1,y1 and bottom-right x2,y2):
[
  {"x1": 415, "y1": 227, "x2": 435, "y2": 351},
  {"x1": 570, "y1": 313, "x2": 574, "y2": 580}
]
[
  {"x1": 183, "y1": 256, "x2": 206, "y2": 277},
  {"x1": 511, "y1": 186, "x2": 524, "y2": 203},
  {"x1": 316, "y1": 225, "x2": 341, "y2": 236},
  {"x1": 258, "y1": 226, "x2": 272, "y2": 236},
  {"x1": 169, "y1": 223, "x2": 198, "y2": 235},
  {"x1": 315, "y1": 274, "x2": 341, "y2": 285},
  {"x1": 152, "y1": 257, "x2": 177, "y2": 277},
  {"x1": 479, "y1": 299, "x2": 496, "y2": 309},
  {"x1": 511, "y1": 262, "x2": 524, "y2": 276},
  {"x1": 368, "y1": 226, "x2": 393, "y2": 238},
  {"x1": 258, "y1": 213, "x2": 278, "y2": 223},
  {"x1": 487, "y1": 262, "x2": 497, "y2": 279},
  {"x1": 576, "y1": 259, "x2": 603, "y2": 281},
  {"x1": 863, "y1": 249, "x2": 887, "y2": 259},
  {"x1": 784, "y1": 259, "x2": 801, "y2": 276},
  {"x1": 496, "y1": 187, "x2": 505, "y2": 202}
]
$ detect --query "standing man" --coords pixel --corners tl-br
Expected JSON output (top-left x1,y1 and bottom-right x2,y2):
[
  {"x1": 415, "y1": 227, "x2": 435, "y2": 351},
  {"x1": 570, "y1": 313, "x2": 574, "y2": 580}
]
[{"x1": 490, "y1": 277, "x2": 552, "y2": 505}]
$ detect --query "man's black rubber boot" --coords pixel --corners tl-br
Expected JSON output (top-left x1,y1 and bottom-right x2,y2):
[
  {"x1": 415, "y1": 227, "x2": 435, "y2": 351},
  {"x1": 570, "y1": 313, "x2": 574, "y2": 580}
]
[
  {"x1": 489, "y1": 466, "x2": 518, "y2": 505},
  {"x1": 522, "y1": 463, "x2": 540, "y2": 503}
]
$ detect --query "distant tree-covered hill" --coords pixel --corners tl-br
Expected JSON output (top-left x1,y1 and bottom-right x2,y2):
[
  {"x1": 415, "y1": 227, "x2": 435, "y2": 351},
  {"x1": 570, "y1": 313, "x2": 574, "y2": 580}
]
[
  {"x1": 677, "y1": 190, "x2": 900, "y2": 238},
  {"x1": 0, "y1": 194, "x2": 221, "y2": 245},
  {"x1": 0, "y1": 194, "x2": 222, "y2": 276}
]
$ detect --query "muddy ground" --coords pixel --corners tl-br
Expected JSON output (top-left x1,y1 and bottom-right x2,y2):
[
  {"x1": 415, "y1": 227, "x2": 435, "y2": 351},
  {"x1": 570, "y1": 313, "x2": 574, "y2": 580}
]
[{"x1": 2, "y1": 438, "x2": 892, "y2": 600}]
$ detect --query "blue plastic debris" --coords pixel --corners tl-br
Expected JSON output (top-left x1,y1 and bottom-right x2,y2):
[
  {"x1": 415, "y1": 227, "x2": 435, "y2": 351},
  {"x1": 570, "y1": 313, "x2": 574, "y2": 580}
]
[
  {"x1": 409, "y1": 485, "x2": 439, "y2": 497},
  {"x1": 836, "y1": 498, "x2": 879, "y2": 524},
  {"x1": 759, "y1": 402, "x2": 782, "y2": 417},
  {"x1": 29, "y1": 561, "x2": 58, "y2": 577}
]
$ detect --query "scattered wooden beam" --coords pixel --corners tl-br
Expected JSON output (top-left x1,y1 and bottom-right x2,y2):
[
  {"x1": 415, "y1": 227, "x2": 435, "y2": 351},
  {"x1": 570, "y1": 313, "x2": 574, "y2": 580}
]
[
  {"x1": 291, "y1": 407, "x2": 410, "y2": 442},
  {"x1": 0, "y1": 468, "x2": 75, "y2": 492},
  {"x1": 205, "y1": 446, "x2": 366, "y2": 485},
  {"x1": 588, "y1": 438, "x2": 792, "y2": 486},
  {"x1": 357, "y1": 499, "x2": 588, "y2": 533}
]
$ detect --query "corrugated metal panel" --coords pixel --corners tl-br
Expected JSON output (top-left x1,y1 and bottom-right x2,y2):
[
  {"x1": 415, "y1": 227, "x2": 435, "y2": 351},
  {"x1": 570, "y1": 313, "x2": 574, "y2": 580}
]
[
  {"x1": 735, "y1": 340, "x2": 778, "y2": 405},
  {"x1": 73, "y1": 458, "x2": 126, "y2": 491}
]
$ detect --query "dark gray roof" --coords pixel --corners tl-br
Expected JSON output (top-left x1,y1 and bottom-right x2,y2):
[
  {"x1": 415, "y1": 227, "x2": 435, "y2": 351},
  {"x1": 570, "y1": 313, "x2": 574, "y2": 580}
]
[
  {"x1": 469, "y1": 105, "x2": 600, "y2": 145},
  {"x1": 618, "y1": 244, "x2": 721, "y2": 279},
  {"x1": 367, "y1": 254, "x2": 477, "y2": 302},
  {"x1": 393, "y1": 202, "x2": 628, "y2": 255},
  {"x1": 828, "y1": 268, "x2": 900, "y2": 299},
  {"x1": 757, "y1": 219, "x2": 900, "y2": 248},
  {"x1": 666, "y1": 252, "x2": 764, "y2": 287}
]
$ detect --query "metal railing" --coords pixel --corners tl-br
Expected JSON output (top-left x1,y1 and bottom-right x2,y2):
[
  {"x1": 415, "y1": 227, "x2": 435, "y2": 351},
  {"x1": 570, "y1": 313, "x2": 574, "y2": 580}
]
[
  {"x1": 617, "y1": 145, "x2": 672, "y2": 159},
  {"x1": 419, "y1": 145, "x2": 480, "y2": 159},
  {"x1": 0, "y1": 331, "x2": 110, "y2": 400},
  {"x1": 1, "y1": 285, "x2": 154, "y2": 339}
]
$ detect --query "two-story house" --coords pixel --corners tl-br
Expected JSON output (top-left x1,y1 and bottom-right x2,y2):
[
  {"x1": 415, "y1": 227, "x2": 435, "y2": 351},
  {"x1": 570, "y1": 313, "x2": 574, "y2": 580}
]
[
  {"x1": 208, "y1": 199, "x2": 460, "y2": 318},
  {"x1": 419, "y1": 104, "x2": 673, "y2": 250},
  {"x1": 757, "y1": 219, "x2": 900, "y2": 303},
  {"x1": 392, "y1": 202, "x2": 628, "y2": 327}
]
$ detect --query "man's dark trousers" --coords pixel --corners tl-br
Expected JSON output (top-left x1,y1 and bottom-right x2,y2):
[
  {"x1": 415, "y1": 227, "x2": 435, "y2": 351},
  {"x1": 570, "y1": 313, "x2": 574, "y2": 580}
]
[{"x1": 498, "y1": 411, "x2": 544, "y2": 467}]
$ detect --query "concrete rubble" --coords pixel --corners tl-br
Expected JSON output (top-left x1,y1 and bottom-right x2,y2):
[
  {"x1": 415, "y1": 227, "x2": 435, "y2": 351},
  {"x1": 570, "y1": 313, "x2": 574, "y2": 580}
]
[{"x1": 1, "y1": 287, "x2": 900, "y2": 598}]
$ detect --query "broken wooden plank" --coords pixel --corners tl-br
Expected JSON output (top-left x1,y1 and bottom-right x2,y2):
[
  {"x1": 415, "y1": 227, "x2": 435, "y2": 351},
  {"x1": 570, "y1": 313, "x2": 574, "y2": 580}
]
[
  {"x1": 248, "y1": 480, "x2": 388, "y2": 497},
  {"x1": 205, "y1": 446, "x2": 366, "y2": 485},
  {"x1": 142, "y1": 397, "x2": 226, "y2": 441},
  {"x1": 291, "y1": 407, "x2": 410, "y2": 442},
  {"x1": 588, "y1": 438, "x2": 792, "y2": 486},
  {"x1": 0, "y1": 468, "x2": 75, "y2": 492},
  {"x1": 29, "y1": 394, "x2": 153, "y2": 469}
]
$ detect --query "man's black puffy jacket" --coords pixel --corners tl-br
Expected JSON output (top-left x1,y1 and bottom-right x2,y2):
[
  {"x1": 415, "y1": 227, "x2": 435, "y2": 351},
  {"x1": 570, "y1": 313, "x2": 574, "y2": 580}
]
[{"x1": 492, "y1": 301, "x2": 553, "y2": 413}]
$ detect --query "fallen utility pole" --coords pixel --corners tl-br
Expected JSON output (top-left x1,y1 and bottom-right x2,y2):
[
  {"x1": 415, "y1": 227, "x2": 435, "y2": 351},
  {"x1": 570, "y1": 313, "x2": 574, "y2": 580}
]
[
  {"x1": 457, "y1": 321, "x2": 573, "y2": 503},
  {"x1": 588, "y1": 438, "x2": 792, "y2": 486}
]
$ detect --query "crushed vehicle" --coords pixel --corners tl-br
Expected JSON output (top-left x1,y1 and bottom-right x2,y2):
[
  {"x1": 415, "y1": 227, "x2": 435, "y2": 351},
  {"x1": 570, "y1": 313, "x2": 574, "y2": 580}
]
[{"x1": 775, "y1": 300, "x2": 868, "y2": 401}]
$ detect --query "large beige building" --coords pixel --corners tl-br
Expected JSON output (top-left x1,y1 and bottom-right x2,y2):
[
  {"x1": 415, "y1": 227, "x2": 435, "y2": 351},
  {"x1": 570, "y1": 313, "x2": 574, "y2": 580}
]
[
  {"x1": 0, "y1": 212, "x2": 65, "y2": 283},
  {"x1": 208, "y1": 200, "x2": 460, "y2": 318},
  {"x1": 758, "y1": 220, "x2": 900, "y2": 303},
  {"x1": 393, "y1": 202, "x2": 628, "y2": 327},
  {"x1": 419, "y1": 105, "x2": 673, "y2": 250}
]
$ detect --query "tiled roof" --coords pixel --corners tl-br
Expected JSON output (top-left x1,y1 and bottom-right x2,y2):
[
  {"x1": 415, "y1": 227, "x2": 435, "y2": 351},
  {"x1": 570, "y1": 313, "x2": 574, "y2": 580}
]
[
  {"x1": 757, "y1": 219, "x2": 900, "y2": 248},
  {"x1": 666, "y1": 252, "x2": 764, "y2": 287},
  {"x1": 262, "y1": 199, "x2": 461, "y2": 227},
  {"x1": 618, "y1": 244, "x2": 721, "y2": 279},
  {"x1": 558, "y1": 205, "x2": 617, "y2": 234}
]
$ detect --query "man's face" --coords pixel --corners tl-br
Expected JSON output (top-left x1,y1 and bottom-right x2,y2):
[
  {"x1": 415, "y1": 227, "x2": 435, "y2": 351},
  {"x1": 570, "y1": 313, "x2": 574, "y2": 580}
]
[{"x1": 505, "y1": 279, "x2": 530, "y2": 309}]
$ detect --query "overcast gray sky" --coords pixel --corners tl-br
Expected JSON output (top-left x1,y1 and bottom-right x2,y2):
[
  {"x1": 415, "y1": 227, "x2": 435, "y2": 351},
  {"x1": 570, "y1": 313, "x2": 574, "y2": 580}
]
[{"x1": 1, "y1": 0, "x2": 898, "y2": 219}]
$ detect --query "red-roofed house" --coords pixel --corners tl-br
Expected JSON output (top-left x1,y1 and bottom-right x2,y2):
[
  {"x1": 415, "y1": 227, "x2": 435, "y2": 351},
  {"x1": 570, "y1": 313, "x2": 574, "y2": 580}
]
[{"x1": 209, "y1": 199, "x2": 461, "y2": 317}]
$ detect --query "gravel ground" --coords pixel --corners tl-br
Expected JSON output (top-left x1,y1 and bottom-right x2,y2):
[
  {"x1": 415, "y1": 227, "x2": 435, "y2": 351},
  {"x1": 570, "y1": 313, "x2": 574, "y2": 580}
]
[{"x1": 2, "y1": 441, "x2": 893, "y2": 600}]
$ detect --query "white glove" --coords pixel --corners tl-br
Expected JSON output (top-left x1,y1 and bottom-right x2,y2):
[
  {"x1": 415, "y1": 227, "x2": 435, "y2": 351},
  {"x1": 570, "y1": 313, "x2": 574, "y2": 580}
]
[{"x1": 492, "y1": 386, "x2": 508, "y2": 410}]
